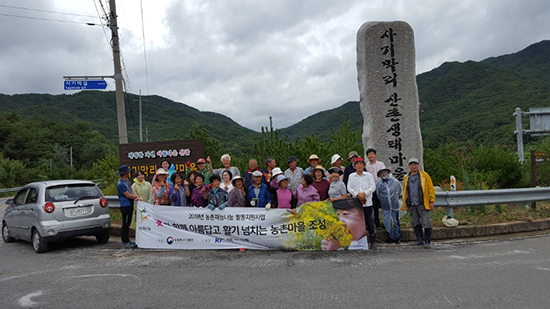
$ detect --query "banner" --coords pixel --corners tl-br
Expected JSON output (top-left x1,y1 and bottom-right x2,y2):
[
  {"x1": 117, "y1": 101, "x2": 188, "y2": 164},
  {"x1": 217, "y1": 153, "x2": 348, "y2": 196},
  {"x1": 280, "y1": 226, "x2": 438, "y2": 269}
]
[{"x1": 135, "y1": 199, "x2": 368, "y2": 250}]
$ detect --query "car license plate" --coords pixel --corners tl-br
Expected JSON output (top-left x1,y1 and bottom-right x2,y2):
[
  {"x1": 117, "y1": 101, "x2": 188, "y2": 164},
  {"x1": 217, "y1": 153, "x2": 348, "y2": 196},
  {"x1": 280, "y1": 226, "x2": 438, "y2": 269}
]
[{"x1": 67, "y1": 207, "x2": 89, "y2": 216}]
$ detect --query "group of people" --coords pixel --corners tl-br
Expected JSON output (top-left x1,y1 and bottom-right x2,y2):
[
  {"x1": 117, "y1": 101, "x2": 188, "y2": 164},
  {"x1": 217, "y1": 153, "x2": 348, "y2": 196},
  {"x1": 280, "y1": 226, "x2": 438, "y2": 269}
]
[{"x1": 117, "y1": 150, "x2": 436, "y2": 249}]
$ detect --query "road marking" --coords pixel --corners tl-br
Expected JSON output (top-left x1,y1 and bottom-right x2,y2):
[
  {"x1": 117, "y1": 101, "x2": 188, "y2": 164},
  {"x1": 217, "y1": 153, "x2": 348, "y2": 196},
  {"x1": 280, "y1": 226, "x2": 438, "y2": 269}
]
[
  {"x1": 447, "y1": 249, "x2": 533, "y2": 260},
  {"x1": 443, "y1": 295, "x2": 452, "y2": 304},
  {"x1": 17, "y1": 290, "x2": 44, "y2": 307},
  {"x1": 69, "y1": 273, "x2": 143, "y2": 286},
  {"x1": 535, "y1": 266, "x2": 550, "y2": 271}
]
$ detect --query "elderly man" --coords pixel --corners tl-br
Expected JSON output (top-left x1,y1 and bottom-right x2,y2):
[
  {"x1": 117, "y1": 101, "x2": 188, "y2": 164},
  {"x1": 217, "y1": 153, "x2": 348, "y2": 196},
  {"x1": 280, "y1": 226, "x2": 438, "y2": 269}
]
[
  {"x1": 284, "y1": 156, "x2": 304, "y2": 193},
  {"x1": 347, "y1": 157, "x2": 377, "y2": 249},
  {"x1": 263, "y1": 157, "x2": 277, "y2": 184},
  {"x1": 343, "y1": 151, "x2": 359, "y2": 186},
  {"x1": 243, "y1": 158, "x2": 265, "y2": 190},
  {"x1": 401, "y1": 158, "x2": 436, "y2": 248},
  {"x1": 248, "y1": 170, "x2": 272, "y2": 209},
  {"x1": 365, "y1": 148, "x2": 386, "y2": 229},
  {"x1": 213, "y1": 154, "x2": 240, "y2": 178}
]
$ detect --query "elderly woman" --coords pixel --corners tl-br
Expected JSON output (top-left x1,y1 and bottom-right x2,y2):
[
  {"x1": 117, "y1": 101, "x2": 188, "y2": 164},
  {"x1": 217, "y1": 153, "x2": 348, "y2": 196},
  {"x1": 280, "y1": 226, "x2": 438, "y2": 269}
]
[
  {"x1": 227, "y1": 176, "x2": 247, "y2": 207},
  {"x1": 311, "y1": 165, "x2": 330, "y2": 201},
  {"x1": 294, "y1": 174, "x2": 320, "y2": 207},
  {"x1": 169, "y1": 173, "x2": 188, "y2": 206},
  {"x1": 328, "y1": 167, "x2": 348, "y2": 203},
  {"x1": 152, "y1": 168, "x2": 172, "y2": 206},
  {"x1": 330, "y1": 154, "x2": 345, "y2": 181}
]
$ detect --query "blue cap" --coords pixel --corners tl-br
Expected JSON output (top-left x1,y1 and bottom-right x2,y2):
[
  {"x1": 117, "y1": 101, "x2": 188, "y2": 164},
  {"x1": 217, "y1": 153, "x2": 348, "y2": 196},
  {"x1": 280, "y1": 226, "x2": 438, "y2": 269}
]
[{"x1": 287, "y1": 156, "x2": 297, "y2": 163}]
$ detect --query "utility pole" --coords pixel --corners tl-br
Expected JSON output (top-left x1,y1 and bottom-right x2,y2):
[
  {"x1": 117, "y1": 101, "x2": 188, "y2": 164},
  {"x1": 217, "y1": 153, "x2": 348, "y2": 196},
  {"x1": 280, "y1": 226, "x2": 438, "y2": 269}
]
[
  {"x1": 144, "y1": 125, "x2": 151, "y2": 142},
  {"x1": 109, "y1": 0, "x2": 128, "y2": 144},
  {"x1": 133, "y1": 90, "x2": 150, "y2": 142}
]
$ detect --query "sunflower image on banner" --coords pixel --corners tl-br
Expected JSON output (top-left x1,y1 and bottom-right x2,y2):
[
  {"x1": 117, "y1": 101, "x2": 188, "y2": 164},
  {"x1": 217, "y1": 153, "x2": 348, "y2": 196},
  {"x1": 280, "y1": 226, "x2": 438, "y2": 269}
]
[{"x1": 285, "y1": 199, "x2": 368, "y2": 251}]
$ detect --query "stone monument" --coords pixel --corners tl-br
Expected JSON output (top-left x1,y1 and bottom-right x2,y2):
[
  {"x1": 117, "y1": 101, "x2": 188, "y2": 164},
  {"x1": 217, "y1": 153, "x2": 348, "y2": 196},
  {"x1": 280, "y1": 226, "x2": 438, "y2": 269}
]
[{"x1": 356, "y1": 21, "x2": 423, "y2": 181}]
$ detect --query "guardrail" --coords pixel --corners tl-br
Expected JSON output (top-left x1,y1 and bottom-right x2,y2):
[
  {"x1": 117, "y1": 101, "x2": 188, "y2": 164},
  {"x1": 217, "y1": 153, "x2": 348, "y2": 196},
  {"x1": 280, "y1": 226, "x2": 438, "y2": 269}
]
[
  {"x1": 107, "y1": 187, "x2": 550, "y2": 215},
  {"x1": 435, "y1": 187, "x2": 550, "y2": 217}
]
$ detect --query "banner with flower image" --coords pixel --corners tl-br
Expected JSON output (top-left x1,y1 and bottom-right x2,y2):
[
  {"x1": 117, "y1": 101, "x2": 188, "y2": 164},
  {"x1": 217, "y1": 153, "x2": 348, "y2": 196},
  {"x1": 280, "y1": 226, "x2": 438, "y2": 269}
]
[{"x1": 135, "y1": 199, "x2": 367, "y2": 250}]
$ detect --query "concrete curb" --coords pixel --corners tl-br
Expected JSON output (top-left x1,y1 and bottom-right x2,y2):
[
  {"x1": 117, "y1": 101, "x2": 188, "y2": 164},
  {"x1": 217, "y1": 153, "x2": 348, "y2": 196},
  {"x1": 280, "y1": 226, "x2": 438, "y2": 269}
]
[{"x1": 110, "y1": 218, "x2": 550, "y2": 241}]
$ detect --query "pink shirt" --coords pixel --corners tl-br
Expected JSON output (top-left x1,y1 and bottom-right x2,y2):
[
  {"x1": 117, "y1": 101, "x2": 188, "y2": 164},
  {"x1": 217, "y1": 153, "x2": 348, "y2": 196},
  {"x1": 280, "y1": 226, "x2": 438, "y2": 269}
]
[
  {"x1": 276, "y1": 188, "x2": 293, "y2": 209},
  {"x1": 366, "y1": 160, "x2": 386, "y2": 184}
]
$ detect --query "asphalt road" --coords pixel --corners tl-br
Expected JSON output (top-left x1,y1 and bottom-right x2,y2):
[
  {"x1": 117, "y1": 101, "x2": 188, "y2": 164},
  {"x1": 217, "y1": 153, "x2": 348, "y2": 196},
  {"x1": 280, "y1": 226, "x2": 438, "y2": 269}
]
[{"x1": 1, "y1": 230, "x2": 549, "y2": 309}]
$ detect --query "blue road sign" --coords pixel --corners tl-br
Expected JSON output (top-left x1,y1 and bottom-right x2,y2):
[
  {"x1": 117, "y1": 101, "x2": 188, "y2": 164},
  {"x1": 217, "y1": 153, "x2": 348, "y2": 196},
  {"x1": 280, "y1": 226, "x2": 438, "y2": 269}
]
[{"x1": 64, "y1": 80, "x2": 108, "y2": 90}]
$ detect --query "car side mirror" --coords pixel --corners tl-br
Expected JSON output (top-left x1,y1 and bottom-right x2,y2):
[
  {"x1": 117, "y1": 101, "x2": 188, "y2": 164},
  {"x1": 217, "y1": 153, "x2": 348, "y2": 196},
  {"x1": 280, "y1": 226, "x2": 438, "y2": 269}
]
[{"x1": 5, "y1": 198, "x2": 14, "y2": 206}]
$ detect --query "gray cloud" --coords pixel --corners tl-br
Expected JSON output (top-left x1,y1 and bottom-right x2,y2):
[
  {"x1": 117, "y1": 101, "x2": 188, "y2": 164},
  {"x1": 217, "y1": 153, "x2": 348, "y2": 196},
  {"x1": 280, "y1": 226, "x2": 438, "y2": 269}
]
[{"x1": 0, "y1": 0, "x2": 548, "y2": 131}]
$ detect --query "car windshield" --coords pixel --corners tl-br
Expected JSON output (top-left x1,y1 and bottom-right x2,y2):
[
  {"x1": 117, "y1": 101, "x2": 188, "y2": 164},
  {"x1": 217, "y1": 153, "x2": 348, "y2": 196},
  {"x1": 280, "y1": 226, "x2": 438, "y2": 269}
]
[{"x1": 45, "y1": 184, "x2": 102, "y2": 202}]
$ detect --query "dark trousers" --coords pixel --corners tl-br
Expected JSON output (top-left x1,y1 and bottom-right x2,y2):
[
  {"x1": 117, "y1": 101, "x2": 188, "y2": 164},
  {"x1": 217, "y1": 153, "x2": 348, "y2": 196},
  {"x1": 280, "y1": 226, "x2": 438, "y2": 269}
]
[
  {"x1": 120, "y1": 203, "x2": 134, "y2": 243},
  {"x1": 372, "y1": 191, "x2": 381, "y2": 227},
  {"x1": 363, "y1": 206, "x2": 376, "y2": 237}
]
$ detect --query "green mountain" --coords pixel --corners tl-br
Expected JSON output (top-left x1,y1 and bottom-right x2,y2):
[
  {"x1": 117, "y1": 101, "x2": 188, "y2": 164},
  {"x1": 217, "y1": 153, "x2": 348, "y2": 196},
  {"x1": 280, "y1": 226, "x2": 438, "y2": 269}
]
[
  {"x1": 0, "y1": 91, "x2": 258, "y2": 156},
  {"x1": 280, "y1": 40, "x2": 550, "y2": 148},
  {"x1": 1, "y1": 40, "x2": 549, "y2": 156}
]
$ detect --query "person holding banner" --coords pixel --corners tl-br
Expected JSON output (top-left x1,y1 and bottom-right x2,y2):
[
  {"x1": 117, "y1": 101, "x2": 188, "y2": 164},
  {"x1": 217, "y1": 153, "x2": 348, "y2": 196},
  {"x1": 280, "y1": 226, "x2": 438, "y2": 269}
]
[
  {"x1": 248, "y1": 170, "x2": 272, "y2": 209},
  {"x1": 227, "y1": 176, "x2": 247, "y2": 207},
  {"x1": 207, "y1": 174, "x2": 228, "y2": 210},
  {"x1": 190, "y1": 174, "x2": 209, "y2": 207},
  {"x1": 347, "y1": 157, "x2": 377, "y2": 249},
  {"x1": 153, "y1": 168, "x2": 172, "y2": 206}
]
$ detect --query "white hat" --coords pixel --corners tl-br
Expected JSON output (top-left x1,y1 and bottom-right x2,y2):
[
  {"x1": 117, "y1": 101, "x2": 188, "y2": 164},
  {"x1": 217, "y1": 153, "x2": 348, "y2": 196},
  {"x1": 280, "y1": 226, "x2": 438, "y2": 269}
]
[
  {"x1": 271, "y1": 167, "x2": 283, "y2": 177},
  {"x1": 442, "y1": 215, "x2": 459, "y2": 228},
  {"x1": 331, "y1": 154, "x2": 343, "y2": 165},
  {"x1": 155, "y1": 168, "x2": 168, "y2": 175}
]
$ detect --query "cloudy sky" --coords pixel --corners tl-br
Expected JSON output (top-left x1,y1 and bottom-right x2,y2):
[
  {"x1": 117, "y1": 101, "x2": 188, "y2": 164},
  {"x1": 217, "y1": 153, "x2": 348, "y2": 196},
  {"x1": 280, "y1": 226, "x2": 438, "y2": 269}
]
[{"x1": 0, "y1": 0, "x2": 548, "y2": 131}]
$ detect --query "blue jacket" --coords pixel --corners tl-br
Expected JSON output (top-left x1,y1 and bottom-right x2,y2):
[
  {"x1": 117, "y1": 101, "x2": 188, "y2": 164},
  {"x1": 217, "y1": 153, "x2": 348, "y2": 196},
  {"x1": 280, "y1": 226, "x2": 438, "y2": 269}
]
[
  {"x1": 169, "y1": 186, "x2": 188, "y2": 206},
  {"x1": 247, "y1": 183, "x2": 272, "y2": 208}
]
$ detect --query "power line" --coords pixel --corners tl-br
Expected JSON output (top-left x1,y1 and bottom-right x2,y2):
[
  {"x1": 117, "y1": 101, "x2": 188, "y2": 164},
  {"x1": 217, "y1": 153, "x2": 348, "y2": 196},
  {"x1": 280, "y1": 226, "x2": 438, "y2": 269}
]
[
  {"x1": 0, "y1": 12, "x2": 101, "y2": 25},
  {"x1": 92, "y1": 0, "x2": 112, "y2": 52},
  {"x1": 0, "y1": 4, "x2": 97, "y2": 18}
]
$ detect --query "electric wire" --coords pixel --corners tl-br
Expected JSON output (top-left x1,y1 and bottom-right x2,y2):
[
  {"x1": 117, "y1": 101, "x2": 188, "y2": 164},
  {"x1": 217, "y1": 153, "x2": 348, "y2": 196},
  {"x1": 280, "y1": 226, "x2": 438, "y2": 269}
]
[
  {"x1": 0, "y1": 4, "x2": 97, "y2": 18},
  {"x1": 0, "y1": 12, "x2": 100, "y2": 25}
]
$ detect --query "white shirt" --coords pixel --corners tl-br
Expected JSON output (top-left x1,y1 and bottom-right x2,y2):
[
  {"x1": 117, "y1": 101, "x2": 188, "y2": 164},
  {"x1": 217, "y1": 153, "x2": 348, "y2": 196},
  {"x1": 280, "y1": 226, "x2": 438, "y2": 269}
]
[{"x1": 347, "y1": 172, "x2": 376, "y2": 207}]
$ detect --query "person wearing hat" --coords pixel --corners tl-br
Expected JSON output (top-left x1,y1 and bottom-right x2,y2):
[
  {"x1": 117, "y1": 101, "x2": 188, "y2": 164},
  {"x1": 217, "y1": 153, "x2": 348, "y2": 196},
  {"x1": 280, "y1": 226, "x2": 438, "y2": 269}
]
[
  {"x1": 116, "y1": 165, "x2": 140, "y2": 247},
  {"x1": 401, "y1": 158, "x2": 436, "y2": 248},
  {"x1": 248, "y1": 170, "x2": 272, "y2": 209},
  {"x1": 227, "y1": 176, "x2": 247, "y2": 207},
  {"x1": 347, "y1": 157, "x2": 377, "y2": 249},
  {"x1": 311, "y1": 165, "x2": 330, "y2": 201},
  {"x1": 272, "y1": 175, "x2": 296, "y2": 209},
  {"x1": 376, "y1": 168, "x2": 402, "y2": 244},
  {"x1": 284, "y1": 156, "x2": 304, "y2": 193},
  {"x1": 330, "y1": 154, "x2": 345, "y2": 181},
  {"x1": 195, "y1": 157, "x2": 212, "y2": 185},
  {"x1": 304, "y1": 154, "x2": 326, "y2": 176},
  {"x1": 269, "y1": 167, "x2": 284, "y2": 189},
  {"x1": 328, "y1": 167, "x2": 348, "y2": 203},
  {"x1": 365, "y1": 148, "x2": 387, "y2": 229},
  {"x1": 152, "y1": 168, "x2": 172, "y2": 206},
  {"x1": 343, "y1": 151, "x2": 362, "y2": 186}
]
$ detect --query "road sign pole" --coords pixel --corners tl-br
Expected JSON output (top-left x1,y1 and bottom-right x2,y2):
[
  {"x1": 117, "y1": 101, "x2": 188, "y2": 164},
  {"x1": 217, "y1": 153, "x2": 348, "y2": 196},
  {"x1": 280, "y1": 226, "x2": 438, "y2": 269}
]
[
  {"x1": 448, "y1": 176, "x2": 456, "y2": 218},
  {"x1": 109, "y1": 0, "x2": 128, "y2": 144},
  {"x1": 514, "y1": 107, "x2": 524, "y2": 163}
]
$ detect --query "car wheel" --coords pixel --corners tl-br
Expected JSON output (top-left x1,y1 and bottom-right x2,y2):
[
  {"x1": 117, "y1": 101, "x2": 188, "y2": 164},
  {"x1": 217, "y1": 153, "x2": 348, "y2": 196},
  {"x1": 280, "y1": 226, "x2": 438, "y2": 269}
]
[
  {"x1": 95, "y1": 233, "x2": 110, "y2": 244},
  {"x1": 2, "y1": 222, "x2": 15, "y2": 243},
  {"x1": 32, "y1": 229, "x2": 49, "y2": 253}
]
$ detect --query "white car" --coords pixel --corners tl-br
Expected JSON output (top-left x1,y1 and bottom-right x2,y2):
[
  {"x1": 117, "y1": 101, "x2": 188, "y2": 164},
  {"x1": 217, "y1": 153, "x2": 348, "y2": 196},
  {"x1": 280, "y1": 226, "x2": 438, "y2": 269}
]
[{"x1": 2, "y1": 180, "x2": 111, "y2": 253}]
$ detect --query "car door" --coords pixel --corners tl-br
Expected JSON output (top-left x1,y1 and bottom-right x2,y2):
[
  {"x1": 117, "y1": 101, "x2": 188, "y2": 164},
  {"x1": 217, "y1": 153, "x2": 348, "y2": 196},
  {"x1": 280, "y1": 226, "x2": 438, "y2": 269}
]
[
  {"x1": 6, "y1": 188, "x2": 28, "y2": 237},
  {"x1": 19, "y1": 186, "x2": 39, "y2": 241}
]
